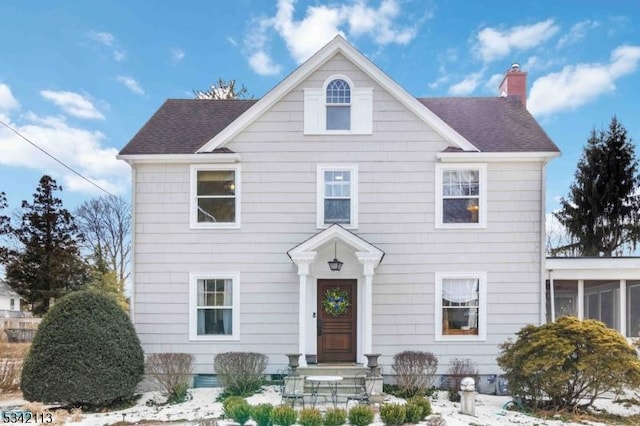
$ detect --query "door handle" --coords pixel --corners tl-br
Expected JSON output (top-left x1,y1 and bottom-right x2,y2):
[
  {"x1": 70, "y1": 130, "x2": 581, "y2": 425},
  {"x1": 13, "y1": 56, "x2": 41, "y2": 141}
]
[{"x1": 317, "y1": 319, "x2": 323, "y2": 336}]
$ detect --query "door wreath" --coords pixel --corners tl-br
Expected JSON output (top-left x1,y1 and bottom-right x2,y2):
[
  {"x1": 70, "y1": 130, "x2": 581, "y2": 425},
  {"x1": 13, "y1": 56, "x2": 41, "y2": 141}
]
[{"x1": 322, "y1": 287, "x2": 351, "y2": 316}]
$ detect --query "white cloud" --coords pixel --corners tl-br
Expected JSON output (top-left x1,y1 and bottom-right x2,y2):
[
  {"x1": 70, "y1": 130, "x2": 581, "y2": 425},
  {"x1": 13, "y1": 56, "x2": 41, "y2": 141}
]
[
  {"x1": 114, "y1": 50, "x2": 126, "y2": 62},
  {"x1": 484, "y1": 73, "x2": 504, "y2": 93},
  {"x1": 557, "y1": 20, "x2": 599, "y2": 49},
  {"x1": 249, "y1": 51, "x2": 282, "y2": 76},
  {"x1": 448, "y1": 71, "x2": 484, "y2": 96},
  {"x1": 116, "y1": 76, "x2": 145, "y2": 95},
  {"x1": 40, "y1": 90, "x2": 105, "y2": 120},
  {"x1": 88, "y1": 30, "x2": 114, "y2": 46},
  {"x1": 0, "y1": 110, "x2": 129, "y2": 197},
  {"x1": 475, "y1": 19, "x2": 559, "y2": 62},
  {"x1": 243, "y1": 0, "x2": 420, "y2": 73},
  {"x1": 87, "y1": 30, "x2": 126, "y2": 62},
  {"x1": 170, "y1": 48, "x2": 185, "y2": 63},
  {"x1": 528, "y1": 45, "x2": 640, "y2": 117},
  {"x1": 0, "y1": 84, "x2": 19, "y2": 111}
]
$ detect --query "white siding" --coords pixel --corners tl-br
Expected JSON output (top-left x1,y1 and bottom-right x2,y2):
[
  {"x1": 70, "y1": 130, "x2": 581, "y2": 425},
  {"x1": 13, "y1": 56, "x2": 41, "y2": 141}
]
[{"x1": 131, "y1": 53, "x2": 544, "y2": 374}]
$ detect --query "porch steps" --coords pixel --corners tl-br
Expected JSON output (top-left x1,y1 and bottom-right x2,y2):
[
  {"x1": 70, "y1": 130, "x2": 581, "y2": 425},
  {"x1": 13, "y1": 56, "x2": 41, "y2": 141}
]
[{"x1": 296, "y1": 365, "x2": 374, "y2": 399}]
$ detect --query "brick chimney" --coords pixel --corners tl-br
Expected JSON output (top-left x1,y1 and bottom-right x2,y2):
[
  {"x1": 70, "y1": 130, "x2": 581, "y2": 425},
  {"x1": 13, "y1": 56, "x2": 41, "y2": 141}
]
[{"x1": 499, "y1": 63, "x2": 527, "y2": 108}]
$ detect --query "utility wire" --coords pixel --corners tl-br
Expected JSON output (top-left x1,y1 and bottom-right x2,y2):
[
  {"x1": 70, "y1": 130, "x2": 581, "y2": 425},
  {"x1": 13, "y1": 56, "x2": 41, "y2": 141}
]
[{"x1": 0, "y1": 118, "x2": 120, "y2": 199}]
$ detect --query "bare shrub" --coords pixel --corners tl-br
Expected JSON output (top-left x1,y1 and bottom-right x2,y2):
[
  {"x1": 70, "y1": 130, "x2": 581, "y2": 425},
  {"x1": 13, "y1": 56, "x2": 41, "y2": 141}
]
[
  {"x1": 145, "y1": 353, "x2": 194, "y2": 401},
  {"x1": 214, "y1": 352, "x2": 267, "y2": 396},
  {"x1": 445, "y1": 358, "x2": 479, "y2": 402},
  {"x1": 0, "y1": 340, "x2": 30, "y2": 391},
  {"x1": 391, "y1": 350, "x2": 438, "y2": 398}
]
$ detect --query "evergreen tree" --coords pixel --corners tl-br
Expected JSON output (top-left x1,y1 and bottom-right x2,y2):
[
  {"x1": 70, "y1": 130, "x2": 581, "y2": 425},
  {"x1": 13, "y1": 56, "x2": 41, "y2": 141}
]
[
  {"x1": 553, "y1": 117, "x2": 640, "y2": 256},
  {"x1": 0, "y1": 192, "x2": 12, "y2": 264},
  {"x1": 4, "y1": 175, "x2": 90, "y2": 315}
]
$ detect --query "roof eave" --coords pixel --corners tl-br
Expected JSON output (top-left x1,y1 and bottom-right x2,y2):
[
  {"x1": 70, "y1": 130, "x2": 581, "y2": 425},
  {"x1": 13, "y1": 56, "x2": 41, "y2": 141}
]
[
  {"x1": 116, "y1": 153, "x2": 241, "y2": 165},
  {"x1": 437, "y1": 151, "x2": 561, "y2": 163}
]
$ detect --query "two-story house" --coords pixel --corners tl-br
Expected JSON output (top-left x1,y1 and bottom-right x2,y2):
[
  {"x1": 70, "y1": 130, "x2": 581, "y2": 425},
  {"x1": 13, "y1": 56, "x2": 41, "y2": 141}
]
[{"x1": 118, "y1": 36, "x2": 560, "y2": 381}]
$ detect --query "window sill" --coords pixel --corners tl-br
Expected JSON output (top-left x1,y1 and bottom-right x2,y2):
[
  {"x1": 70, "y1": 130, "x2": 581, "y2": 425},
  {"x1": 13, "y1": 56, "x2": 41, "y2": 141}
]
[
  {"x1": 190, "y1": 223, "x2": 241, "y2": 230},
  {"x1": 435, "y1": 223, "x2": 486, "y2": 230},
  {"x1": 189, "y1": 335, "x2": 240, "y2": 342}
]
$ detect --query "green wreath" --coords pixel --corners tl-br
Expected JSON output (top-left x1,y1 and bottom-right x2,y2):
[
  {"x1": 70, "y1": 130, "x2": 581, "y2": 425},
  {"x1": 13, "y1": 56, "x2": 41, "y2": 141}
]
[{"x1": 322, "y1": 287, "x2": 351, "y2": 316}]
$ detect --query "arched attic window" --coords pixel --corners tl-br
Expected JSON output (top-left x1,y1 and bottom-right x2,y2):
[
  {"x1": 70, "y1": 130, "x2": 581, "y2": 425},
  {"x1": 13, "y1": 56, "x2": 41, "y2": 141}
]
[{"x1": 326, "y1": 79, "x2": 351, "y2": 130}]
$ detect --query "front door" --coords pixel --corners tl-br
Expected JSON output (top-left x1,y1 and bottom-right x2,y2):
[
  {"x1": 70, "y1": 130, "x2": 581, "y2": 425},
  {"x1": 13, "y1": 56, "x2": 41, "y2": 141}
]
[{"x1": 317, "y1": 279, "x2": 357, "y2": 363}]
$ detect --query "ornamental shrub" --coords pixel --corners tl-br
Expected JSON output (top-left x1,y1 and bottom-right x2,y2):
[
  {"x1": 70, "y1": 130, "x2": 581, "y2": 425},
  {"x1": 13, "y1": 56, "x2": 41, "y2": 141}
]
[
  {"x1": 497, "y1": 316, "x2": 640, "y2": 411},
  {"x1": 228, "y1": 399, "x2": 252, "y2": 425},
  {"x1": 20, "y1": 289, "x2": 144, "y2": 407},
  {"x1": 323, "y1": 408, "x2": 346, "y2": 426},
  {"x1": 406, "y1": 396, "x2": 431, "y2": 418},
  {"x1": 214, "y1": 352, "x2": 267, "y2": 396},
  {"x1": 270, "y1": 405, "x2": 297, "y2": 426},
  {"x1": 347, "y1": 404, "x2": 374, "y2": 426},
  {"x1": 145, "y1": 352, "x2": 193, "y2": 403},
  {"x1": 404, "y1": 403, "x2": 423, "y2": 424},
  {"x1": 379, "y1": 403, "x2": 406, "y2": 426},
  {"x1": 251, "y1": 403, "x2": 274, "y2": 426},
  {"x1": 223, "y1": 396, "x2": 247, "y2": 418},
  {"x1": 298, "y1": 408, "x2": 323, "y2": 426},
  {"x1": 391, "y1": 351, "x2": 438, "y2": 397}
]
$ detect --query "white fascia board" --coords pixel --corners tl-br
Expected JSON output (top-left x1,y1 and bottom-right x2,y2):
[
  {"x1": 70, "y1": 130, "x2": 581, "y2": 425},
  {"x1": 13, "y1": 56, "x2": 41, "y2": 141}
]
[
  {"x1": 437, "y1": 151, "x2": 560, "y2": 163},
  {"x1": 197, "y1": 35, "x2": 479, "y2": 153},
  {"x1": 546, "y1": 257, "x2": 640, "y2": 272},
  {"x1": 116, "y1": 153, "x2": 241, "y2": 164}
]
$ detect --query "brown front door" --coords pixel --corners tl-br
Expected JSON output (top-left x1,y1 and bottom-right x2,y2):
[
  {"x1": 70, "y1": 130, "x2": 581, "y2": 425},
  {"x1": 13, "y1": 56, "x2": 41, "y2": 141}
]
[{"x1": 317, "y1": 279, "x2": 357, "y2": 363}]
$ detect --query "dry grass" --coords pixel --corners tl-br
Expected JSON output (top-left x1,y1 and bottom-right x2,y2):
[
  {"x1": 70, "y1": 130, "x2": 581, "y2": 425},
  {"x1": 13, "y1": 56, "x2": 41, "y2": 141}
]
[{"x1": 0, "y1": 339, "x2": 30, "y2": 391}]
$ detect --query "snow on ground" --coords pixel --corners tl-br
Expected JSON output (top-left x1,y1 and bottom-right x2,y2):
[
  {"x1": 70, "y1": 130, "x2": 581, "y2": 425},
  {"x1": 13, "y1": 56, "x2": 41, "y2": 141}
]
[{"x1": 1, "y1": 386, "x2": 639, "y2": 425}]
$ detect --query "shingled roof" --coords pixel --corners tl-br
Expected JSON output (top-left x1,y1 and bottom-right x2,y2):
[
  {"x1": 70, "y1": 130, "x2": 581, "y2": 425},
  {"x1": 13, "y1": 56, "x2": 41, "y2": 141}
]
[
  {"x1": 119, "y1": 96, "x2": 558, "y2": 155},
  {"x1": 119, "y1": 99, "x2": 257, "y2": 155},
  {"x1": 418, "y1": 97, "x2": 559, "y2": 152}
]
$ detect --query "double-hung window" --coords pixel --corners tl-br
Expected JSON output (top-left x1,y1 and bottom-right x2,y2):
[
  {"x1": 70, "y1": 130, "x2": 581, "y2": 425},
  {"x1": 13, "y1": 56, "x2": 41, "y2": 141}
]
[
  {"x1": 435, "y1": 163, "x2": 486, "y2": 228},
  {"x1": 435, "y1": 272, "x2": 486, "y2": 341},
  {"x1": 317, "y1": 165, "x2": 358, "y2": 228},
  {"x1": 189, "y1": 272, "x2": 239, "y2": 340},
  {"x1": 326, "y1": 79, "x2": 351, "y2": 130},
  {"x1": 190, "y1": 164, "x2": 240, "y2": 229}
]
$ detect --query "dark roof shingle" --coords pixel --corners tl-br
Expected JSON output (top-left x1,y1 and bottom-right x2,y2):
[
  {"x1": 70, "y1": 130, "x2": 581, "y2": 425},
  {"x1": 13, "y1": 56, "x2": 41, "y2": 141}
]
[
  {"x1": 119, "y1": 96, "x2": 559, "y2": 155},
  {"x1": 119, "y1": 99, "x2": 257, "y2": 155},
  {"x1": 418, "y1": 97, "x2": 559, "y2": 152}
]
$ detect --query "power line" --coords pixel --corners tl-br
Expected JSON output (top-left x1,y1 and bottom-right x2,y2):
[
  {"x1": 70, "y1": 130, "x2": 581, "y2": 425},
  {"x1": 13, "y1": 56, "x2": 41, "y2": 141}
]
[{"x1": 0, "y1": 118, "x2": 120, "y2": 199}]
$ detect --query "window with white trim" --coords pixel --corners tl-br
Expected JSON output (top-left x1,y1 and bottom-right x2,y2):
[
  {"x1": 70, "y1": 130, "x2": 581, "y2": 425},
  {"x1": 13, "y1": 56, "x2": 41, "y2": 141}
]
[
  {"x1": 326, "y1": 79, "x2": 351, "y2": 130},
  {"x1": 317, "y1": 165, "x2": 358, "y2": 228},
  {"x1": 435, "y1": 163, "x2": 486, "y2": 228},
  {"x1": 303, "y1": 75, "x2": 372, "y2": 134},
  {"x1": 189, "y1": 272, "x2": 240, "y2": 340},
  {"x1": 435, "y1": 272, "x2": 486, "y2": 340},
  {"x1": 190, "y1": 165, "x2": 240, "y2": 229}
]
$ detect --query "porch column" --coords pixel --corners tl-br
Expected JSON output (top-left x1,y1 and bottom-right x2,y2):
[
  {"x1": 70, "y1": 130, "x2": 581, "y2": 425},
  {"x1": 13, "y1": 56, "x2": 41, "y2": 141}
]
[
  {"x1": 291, "y1": 253, "x2": 317, "y2": 368},
  {"x1": 577, "y1": 280, "x2": 584, "y2": 320},
  {"x1": 620, "y1": 280, "x2": 627, "y2": 337},
  {"x1": 357, "y1": 254, "x2": 379, "y2": 365}
]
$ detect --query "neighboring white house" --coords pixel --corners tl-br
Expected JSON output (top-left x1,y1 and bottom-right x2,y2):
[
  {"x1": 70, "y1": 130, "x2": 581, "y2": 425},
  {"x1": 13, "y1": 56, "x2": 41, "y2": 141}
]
[
  {"x1": 0, "y1": 279, "x2": 21, "y2": 314},
  {"x1": 117, "y1": 36, "x2": 561, "y2": 376}
]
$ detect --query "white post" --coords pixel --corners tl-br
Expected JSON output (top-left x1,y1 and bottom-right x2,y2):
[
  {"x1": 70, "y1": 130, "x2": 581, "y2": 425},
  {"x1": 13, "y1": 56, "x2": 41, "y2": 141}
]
[
  {"x1": 357, "y1": 255, "x2": 377, "y2": 365},
  {"x1": 292, "y1": 253, "x2": 316, "y2": 367},
  {"x1": 620, "y1": 280, "x2": 627, "y2": 337},
  {"x1": 578, "y1": 279, "x2": 584, "y2": 320},
  {"x1": 549, "y1": 271, "x2": 556, "y2": 322}
]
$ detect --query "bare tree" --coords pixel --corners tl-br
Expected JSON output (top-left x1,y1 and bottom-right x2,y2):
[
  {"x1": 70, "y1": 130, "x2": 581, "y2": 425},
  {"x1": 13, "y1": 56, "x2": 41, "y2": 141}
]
[
  {"x1": 193, "y1": 78, "x2": 252, "y2": 100},
  {"x1": 75, "y1": 196, "x2": 131, "y2": 284}
]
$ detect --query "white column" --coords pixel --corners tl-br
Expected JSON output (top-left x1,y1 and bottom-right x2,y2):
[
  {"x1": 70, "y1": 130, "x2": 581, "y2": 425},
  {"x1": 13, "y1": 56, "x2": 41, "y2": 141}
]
[
  {"x1": 549, "y1": 272, "x2": 556, "y2": 322},
  {"x1": 357, "y1": 254, "x2": 378, "y2": 365},
  {"x1": 291, "y1": 253, "x2": 316, "y2": 368},
  {"x1": 577, "y1": 279, "x2": 584, "y2": 320},
  {"x1": 620, "y1": 280, "x2": 627, "y2": 337}
]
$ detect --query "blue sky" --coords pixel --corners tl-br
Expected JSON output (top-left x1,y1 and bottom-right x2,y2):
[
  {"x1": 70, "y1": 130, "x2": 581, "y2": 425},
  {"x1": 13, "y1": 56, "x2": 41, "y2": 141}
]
[{"x1": 1, "y1": 0, "x2": 639, "y2": 231}]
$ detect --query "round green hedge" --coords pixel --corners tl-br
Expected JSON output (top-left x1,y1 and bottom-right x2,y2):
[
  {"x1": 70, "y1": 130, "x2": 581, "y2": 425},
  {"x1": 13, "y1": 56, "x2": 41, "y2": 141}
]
[{"x1": 21, "y1": 289, "x2": 144, "y2": 406}]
